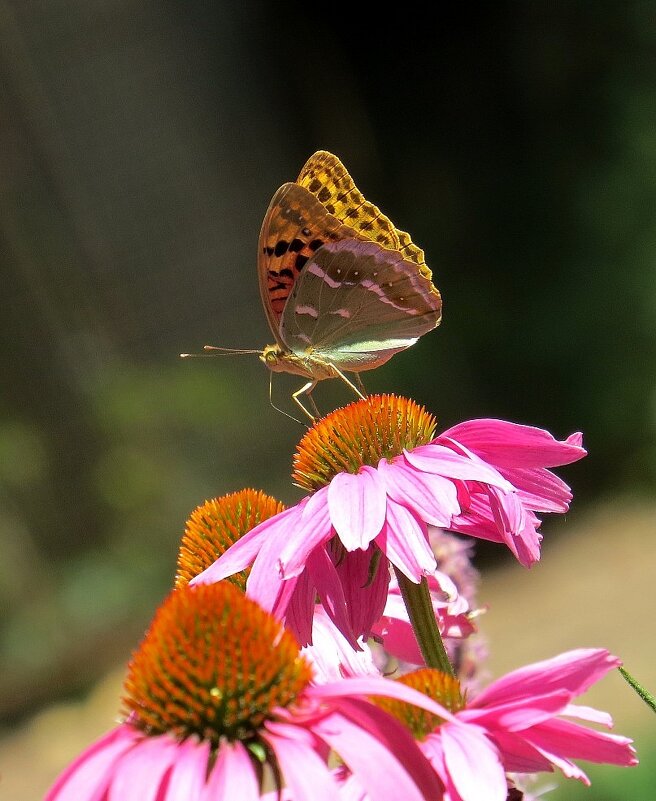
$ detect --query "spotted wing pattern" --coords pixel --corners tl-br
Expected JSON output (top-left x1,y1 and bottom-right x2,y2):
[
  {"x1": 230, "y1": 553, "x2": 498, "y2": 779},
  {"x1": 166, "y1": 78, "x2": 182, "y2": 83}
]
[
  {"x1": 279, "y1": 239, "x2": 442, "y2": 372},
  {"x1": 258, "y1": 152, "x2": 440, "y2": 348},
  {"x1": 297, "y1": 151, "x2": 429, "y2": 272},
  {"x1": 257, "y1": 184, "x2": 358, "y2": 346}
]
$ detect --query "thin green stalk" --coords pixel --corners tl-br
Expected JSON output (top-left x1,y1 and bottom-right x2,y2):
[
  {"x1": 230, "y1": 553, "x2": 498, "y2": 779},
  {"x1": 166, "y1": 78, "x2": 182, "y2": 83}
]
[
  {"x1": 619, "y1": 667, "x2": 656, "y2": 714},
  {"x1": 393, "y1": 566, "x2": 454, "y2": 676}
]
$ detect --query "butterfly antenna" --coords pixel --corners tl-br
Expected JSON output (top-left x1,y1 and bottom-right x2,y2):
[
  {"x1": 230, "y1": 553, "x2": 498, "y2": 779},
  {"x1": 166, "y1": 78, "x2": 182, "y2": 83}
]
[{"x1": 179, "y1": 345, "x2": 262, "y2": 358}]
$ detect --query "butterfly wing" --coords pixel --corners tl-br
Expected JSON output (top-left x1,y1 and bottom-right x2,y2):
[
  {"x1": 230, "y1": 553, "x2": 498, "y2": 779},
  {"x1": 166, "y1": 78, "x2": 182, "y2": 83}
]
[
  {"x1": 257, "y1": 151, "x2": 437, "y2": 349},
  {"x1": 297, "y1": 150, "x2": 429, "y2": 271},
  {"x1": 278, "y1": 239, "x2": 442, "y2": 372},
  {"x1": 257, "y1": 183, "x2": 356, "y2": 347}
]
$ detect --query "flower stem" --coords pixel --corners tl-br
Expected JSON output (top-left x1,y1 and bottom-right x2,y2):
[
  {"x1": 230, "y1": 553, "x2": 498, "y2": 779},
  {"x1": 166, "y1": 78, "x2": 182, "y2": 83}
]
[
  {"x1": 619, "y1": 667, "x2": 656, "y2": 714},
  {"x1": 393, "y1": 567, "x2": 455, "y2": 676}
]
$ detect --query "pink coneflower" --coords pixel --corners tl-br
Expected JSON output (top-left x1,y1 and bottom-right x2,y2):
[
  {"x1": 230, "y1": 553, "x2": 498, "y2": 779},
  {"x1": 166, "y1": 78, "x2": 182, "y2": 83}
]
[
  {"x1": 175, "y1": 489, "x2": 380, "y2": 679},
  {"x1": 193, "y1": 396, "x2": 584, "y2": 642},
  {"x1": 45, "y1": 583, "x2": 449, "y2": 801},
  {"x1": 367, "y1": 648, "x2": 637, "y2": 801},
  {"x1": 175, "y1": 486, "x2": 471, "y2": 683}
]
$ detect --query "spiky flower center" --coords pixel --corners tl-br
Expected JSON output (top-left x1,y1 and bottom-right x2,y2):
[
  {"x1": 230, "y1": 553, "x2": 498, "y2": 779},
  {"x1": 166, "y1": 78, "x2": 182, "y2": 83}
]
[
  {"x1": 373, "y1": 669, "x2": 465, "y2": 741},
  {"x1": 293, "y1": 394, "x2": 437, "y2": 491},
  {"x1": 122, "y1": 583, "x2": 312, "y2": 744},
  {"x1": 176, "y1": 489, "x2": 285, "y2": 590}
]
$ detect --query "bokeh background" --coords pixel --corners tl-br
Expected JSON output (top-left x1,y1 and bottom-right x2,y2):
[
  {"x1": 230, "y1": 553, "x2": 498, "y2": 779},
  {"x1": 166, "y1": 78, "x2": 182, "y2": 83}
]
[{"x1": 1, "y1": 2, "x2": 655, "y2": 798}]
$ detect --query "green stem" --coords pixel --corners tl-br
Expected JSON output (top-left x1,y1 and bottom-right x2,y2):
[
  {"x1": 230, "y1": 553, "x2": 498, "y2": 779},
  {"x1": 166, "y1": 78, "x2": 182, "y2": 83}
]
[
  {"x1": 393, "y1": 566, "x2": 454, "y2": 676},
  {"x1": 619, "y1": 667, "x2": 656, "y2": 714}
]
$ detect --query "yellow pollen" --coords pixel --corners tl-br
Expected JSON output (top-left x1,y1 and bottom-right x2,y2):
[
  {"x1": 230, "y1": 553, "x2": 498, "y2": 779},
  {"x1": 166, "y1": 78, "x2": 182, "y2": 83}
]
[
  {"x1": 176, "y1": 489, "x2": 285, "y2": 590},
  {"x1": 122, "y1": 583, "x2": 313, "y2": 744},
  {"x1": 373, "y1": 669, "x2": 465, "y2": 741},
  {"x1": 292, "y1": 394, "x2": 436, "y2": 492}
]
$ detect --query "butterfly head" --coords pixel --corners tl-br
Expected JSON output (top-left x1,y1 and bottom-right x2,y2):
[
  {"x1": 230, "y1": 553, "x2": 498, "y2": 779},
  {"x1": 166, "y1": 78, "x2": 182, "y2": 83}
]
[
  {"x1": 260, "y1": 344, "x2": 285, "y2": 371},
  {"x1": 261, "y1": 343, "x2": 341, "y2": 384},
  {"x1": 260, "y1": 344, "x2": 311, "y2": 377}
]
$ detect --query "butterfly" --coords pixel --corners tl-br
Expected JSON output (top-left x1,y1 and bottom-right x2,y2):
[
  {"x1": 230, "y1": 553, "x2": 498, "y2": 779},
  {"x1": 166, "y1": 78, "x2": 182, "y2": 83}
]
[
  {"x1": 190, "y1": 152, "x2": 442, "y2": 420},
  {"x1": 255, "y1": 151, "x2": 442, "y2": 418}
]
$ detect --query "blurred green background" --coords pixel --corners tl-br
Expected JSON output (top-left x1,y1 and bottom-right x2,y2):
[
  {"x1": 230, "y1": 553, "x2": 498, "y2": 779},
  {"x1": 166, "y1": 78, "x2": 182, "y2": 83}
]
[{"x1": 0, "y1": 2, "x2": 654, "y2": 799}]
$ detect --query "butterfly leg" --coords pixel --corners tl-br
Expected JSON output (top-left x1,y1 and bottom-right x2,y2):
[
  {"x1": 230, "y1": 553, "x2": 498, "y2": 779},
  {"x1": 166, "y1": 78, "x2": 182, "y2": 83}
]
[
  {"x1": 329, "y1": 364, "x2": 366, "y2": 401},
  {"x1": 353, "y1": 373, "x2": 367, "y2": 397},
  {"x1": 292, "y1": 381, "x2": 319, "y2": 422},
  {"x1": 306, "y1": 387, "x2": 322, "y2": 419}
]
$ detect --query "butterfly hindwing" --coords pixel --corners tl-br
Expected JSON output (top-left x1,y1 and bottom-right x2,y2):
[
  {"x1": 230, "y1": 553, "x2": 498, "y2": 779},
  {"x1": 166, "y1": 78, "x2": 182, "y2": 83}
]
[{"x1": 279, "y1": 239, "x2": 442, "y2": 372}]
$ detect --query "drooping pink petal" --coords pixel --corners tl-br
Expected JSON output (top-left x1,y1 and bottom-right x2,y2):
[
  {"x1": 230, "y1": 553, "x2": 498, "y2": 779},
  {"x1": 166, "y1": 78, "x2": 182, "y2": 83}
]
[
  {"x1": 441, "y1": 419, "x2": 586, "y2": 469},
  {"x1": 190, "y1": 504, "x2": 302, "y2": 586},
  {"x1": 303, "y1": 606, "x2": 378, "y2": 682},
  {"x1": 334, "y1": 546, "x2": 389, "y2": 639},
  {"x1": 485, "y1": 486, "x2": 542, "y2": 567},
  {"x1": 264, "y1": 722, "x2": 345, "y2": 801},
  {"x1": 376, "y1": 499, "x2": 435, "y2": 581},
  {"x1": 526, "y1": 718, "x2": 638, "y2": 767},
  {"x1": 164, "y1": 737, "x2": 210, "y2": 801},
  {"x1": 279, "y1": 490, "x2": 333, "y2": 576},
  {"x1": 560, "y1": 703, "x2": 614, "y2": 726},
  {"x1": 440, "y1": 722, "x2": 506, "y2": 801},
  {"x1": 499, "y1": 466, "x2": 573, "y2": 513},
  {"x1": 328, "y1": 467, "x2": 387, "y2": 550},
  {"x1": 312, "y1": 702, "x2": 443, "y2": 801},
  {"x1": 200, "y1": 741, "x2": 259, "y2": 801},
  {"x1": 378, "y1": 458, "x2": 459, "y2": 526},
  {"x1": 283, "y1": 560, "x2": 321, "y2": 647},
  {"x1": 246, "y1": 530, "x2": 298, "y2": 613},
  {"x1": 404, "y1": 444, "x2": 513, "y2": 489},
  {"x1": 45, "y1": 726, "x2": 139, "y2": 801},
  {"x1": 108, "y1": 733, "x2": 179, "y2": 801},
  {"x1": 450, "y1": 493, "x2": 542, "y2": 565},
  {"x1": 487, "y1": 485, "x2": 526, "y2": 539},
  {"x1": 471, "y1": 649, "x2": 621, "y2": 708},
  {"x1": 307, "y1": 546, "x2": 358, "y2": 647},
  {"x1": 449, "y1": 491, "x2": 507, "y2": 544},
  {"x1": 310, "y1": 676, "x2": 457, "y2": 722},
  {"x1": 460, "y1": 690, "x2": 571, "y2": 731},
  {"x1": 487, "y1": 730, "x2": 555, "y2": 774}
]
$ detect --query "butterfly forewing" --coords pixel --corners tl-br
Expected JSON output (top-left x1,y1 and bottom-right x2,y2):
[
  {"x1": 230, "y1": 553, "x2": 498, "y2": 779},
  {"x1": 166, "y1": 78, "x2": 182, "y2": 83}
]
[
  {"x1": 257, "y1": 183, "x2": 359, "y2": 345},
  {"x1": 279, "y1": 239, "x2": 442, "y2": 372},
  {"x1": 297, "y1": 150, "x2": 429, "y2": 272}
]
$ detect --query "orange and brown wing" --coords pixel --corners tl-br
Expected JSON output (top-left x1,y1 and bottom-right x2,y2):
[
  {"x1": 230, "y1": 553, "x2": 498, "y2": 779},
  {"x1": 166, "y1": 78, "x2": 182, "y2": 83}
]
[
  {"x1": 257, "y1": 182, "x2": 358, "y2": 344},
  {"x1": 258, "y1": 151, "x2": 439, "y2": 342},
  {"x1": 297, "y1": 151, "x2": 430, "y2": 275}
]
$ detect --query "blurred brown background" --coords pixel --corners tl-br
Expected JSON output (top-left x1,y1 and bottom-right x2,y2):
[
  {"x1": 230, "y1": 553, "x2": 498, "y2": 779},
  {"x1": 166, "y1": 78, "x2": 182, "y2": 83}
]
[{"x1": 0, "y1": 2, "x2": 654, "y2": 799}]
